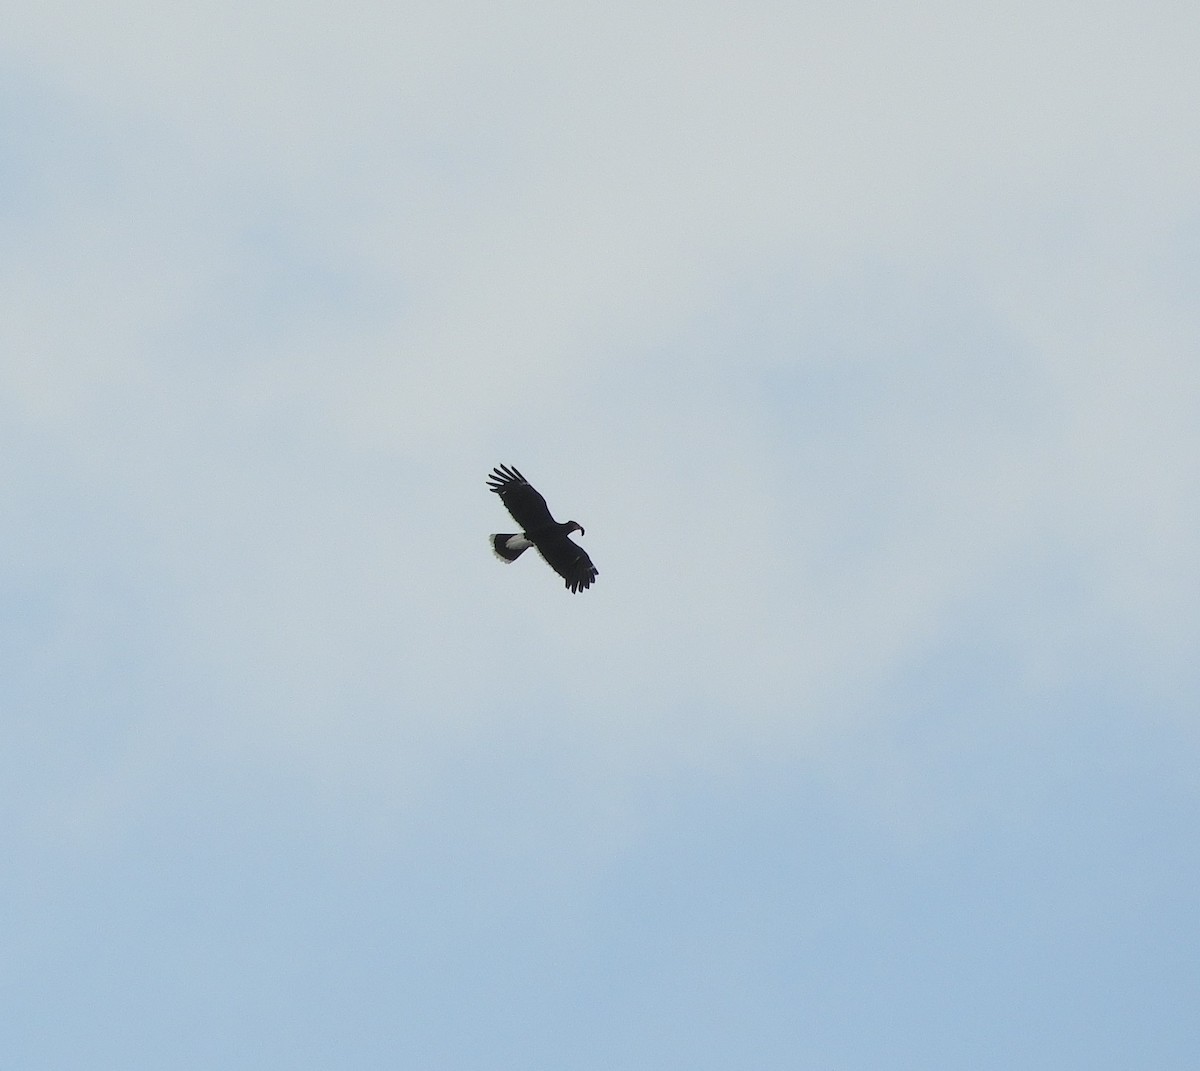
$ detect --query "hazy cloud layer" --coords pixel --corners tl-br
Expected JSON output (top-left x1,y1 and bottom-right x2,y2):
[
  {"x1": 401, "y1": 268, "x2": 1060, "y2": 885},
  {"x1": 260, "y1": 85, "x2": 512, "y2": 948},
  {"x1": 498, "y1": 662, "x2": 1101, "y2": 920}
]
[{"x1": 3, "y1": 3, "x2": 1198, "y2": 1065}]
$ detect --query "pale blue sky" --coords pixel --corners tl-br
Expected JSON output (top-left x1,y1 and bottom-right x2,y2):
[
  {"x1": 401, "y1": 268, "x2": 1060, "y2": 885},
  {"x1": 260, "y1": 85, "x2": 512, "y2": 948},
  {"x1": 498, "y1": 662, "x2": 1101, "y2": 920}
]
[{"x1": 3, "y1": 2, "x2": 1199, "y2": 1067}]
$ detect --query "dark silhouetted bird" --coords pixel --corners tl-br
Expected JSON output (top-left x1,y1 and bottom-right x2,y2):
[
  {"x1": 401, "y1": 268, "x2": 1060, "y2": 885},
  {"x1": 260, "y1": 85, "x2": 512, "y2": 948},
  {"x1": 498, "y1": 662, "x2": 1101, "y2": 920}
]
[{"x1": 487, "y1": 464, "x2": 598, "y2": 593}]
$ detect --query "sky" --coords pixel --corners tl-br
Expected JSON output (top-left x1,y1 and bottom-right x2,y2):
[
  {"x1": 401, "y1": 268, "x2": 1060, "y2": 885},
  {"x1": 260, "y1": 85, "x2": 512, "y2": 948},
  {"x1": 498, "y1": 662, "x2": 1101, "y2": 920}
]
[{"x1": 3, "y1": 1, "x2": 1199, "y2": 1066}]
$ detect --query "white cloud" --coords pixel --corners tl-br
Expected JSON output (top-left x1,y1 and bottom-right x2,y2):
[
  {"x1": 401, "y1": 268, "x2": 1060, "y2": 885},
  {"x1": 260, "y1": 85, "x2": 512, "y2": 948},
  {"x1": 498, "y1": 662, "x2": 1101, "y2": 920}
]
[{"x1": 3, "y1": 1, "x2": 1198, "y2": 843}]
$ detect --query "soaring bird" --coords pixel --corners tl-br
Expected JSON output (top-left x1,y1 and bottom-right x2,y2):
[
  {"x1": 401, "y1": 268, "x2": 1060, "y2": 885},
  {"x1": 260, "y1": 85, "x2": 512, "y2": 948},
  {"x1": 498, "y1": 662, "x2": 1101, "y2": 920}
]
[{"x1": 487, "y1": 464, "x2": 598, "y2": 593}]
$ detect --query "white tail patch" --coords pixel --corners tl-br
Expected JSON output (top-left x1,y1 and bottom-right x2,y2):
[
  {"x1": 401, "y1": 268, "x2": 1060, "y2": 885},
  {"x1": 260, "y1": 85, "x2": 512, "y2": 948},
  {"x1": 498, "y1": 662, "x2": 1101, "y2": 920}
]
[{"x1": 491, "y1": 533, "x2": 533, "y2": 562}]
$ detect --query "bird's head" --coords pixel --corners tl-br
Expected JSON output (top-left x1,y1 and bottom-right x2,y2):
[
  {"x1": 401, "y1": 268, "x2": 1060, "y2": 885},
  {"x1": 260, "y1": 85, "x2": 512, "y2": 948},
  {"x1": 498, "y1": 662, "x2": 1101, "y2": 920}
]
[{"x1": 566, "y1": 521, "x2": 585, "y2": 537}]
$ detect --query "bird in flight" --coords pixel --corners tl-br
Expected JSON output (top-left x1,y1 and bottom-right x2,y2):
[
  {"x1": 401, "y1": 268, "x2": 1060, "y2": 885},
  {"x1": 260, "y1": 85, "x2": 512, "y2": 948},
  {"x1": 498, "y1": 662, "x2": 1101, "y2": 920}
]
[{"x1": 487, "y1": 464, "x2": 598, "y2": 593}]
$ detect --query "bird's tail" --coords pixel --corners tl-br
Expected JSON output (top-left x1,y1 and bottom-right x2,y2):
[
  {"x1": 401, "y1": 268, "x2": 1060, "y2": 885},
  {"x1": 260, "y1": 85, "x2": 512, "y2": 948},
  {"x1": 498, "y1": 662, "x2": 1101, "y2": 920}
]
[{"x1": 491, "y1": 533, "x2": 533, "y2": 562}]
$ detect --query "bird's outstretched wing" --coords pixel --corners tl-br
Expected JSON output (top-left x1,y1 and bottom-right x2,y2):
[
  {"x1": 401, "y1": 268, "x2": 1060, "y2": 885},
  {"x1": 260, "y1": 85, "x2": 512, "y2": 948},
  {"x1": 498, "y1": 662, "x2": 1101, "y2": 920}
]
[
  {"x1": 486, "y1": 465, "x2": 555, "y2": 531},
  {"x1": 536, "y1": 531, "x2": 599, "y2": 593}
]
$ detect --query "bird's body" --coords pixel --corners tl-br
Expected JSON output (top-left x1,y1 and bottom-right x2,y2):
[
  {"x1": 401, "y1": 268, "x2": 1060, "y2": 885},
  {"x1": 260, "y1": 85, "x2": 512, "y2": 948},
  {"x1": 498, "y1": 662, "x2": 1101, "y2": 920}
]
[{"x1": 487, "y1": 464, "x2": 598, "y2": 593}]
